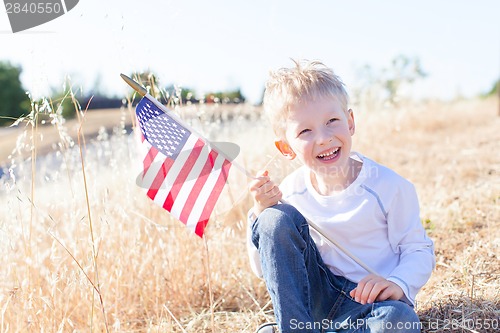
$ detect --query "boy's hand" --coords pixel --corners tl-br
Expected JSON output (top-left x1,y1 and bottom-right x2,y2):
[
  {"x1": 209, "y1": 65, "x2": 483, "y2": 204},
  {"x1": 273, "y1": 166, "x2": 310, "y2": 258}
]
[
  {"x1": 349, "y1": 274, "x2": 404, "y2": 304},
  {"x1": 249, "y1": 170, "x2": 282, "y2": 216}
]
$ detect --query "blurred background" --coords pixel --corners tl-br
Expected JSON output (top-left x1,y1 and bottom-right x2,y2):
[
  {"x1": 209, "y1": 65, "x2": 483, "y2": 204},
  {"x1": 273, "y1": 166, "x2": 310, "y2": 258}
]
[{"x1": 0, "y1": 0, "x2": 498, "y2": 124}]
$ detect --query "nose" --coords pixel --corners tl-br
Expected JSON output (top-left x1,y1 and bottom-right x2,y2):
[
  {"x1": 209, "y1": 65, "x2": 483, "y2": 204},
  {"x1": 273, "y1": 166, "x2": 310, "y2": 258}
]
[{"x1": 316, "y1": 128, "x2": 333, "y2": 145}]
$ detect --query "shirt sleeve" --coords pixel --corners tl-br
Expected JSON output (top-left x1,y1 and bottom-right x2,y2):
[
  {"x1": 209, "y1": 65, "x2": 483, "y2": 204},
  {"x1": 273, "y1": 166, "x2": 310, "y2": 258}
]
[
  {"x1": 246, "y1": 210, "x2": 263, "y2": 278},
  {"x1": 385, "y1": 180, "x2": 435, "y2": 305}
]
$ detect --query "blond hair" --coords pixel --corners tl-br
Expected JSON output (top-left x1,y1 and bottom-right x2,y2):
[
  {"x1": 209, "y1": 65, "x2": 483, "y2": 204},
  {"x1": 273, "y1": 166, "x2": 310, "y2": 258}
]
[{"x1": 263, "y1": 59, "x2": 349, "y2": 138}]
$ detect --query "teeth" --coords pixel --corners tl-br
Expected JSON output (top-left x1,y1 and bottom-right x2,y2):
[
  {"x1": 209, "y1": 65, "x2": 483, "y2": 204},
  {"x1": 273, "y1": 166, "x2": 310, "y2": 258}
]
[{"x1": 318, "y1": 148, "x2": 339, "y2": 158}]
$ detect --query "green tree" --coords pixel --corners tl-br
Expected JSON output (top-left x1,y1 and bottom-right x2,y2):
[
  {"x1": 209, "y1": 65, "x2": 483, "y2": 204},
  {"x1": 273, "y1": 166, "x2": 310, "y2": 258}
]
[
  {"x1": 354, "y1": 55, "x2": 427, "y2": 107},
  {"x1": 382, "y1": 55, "x2": 427, "y2": 104},
  {"x1": 0, "y1": 61, "x2": 30, "y2": 126},
  {"x1": 484, "y1": 79, "x2": 498, "y2": 97},
  {"x1": 49, "y1": 87, "x2": 81, "y2": 120}
]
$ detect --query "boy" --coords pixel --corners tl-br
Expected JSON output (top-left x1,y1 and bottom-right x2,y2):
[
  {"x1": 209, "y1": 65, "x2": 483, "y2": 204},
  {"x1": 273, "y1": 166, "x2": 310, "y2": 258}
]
[{"x1": 247, "y1": 60, "x2": 435, "y2": 333}]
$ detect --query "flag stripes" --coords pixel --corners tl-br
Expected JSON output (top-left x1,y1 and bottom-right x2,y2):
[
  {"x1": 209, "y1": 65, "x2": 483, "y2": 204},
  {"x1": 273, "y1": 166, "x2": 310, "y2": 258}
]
[{"x1": 135, "y1": 98, "x2": 232, "y2": 237}]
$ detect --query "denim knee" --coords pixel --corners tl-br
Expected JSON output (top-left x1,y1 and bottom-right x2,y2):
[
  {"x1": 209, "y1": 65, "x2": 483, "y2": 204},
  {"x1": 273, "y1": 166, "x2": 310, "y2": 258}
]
[
  {"x1": 369, "y1": 300, "x2": 421, "y2": 332},
  {"x1": 252, "y1": 204, "x2": 308, "y2": 248}
]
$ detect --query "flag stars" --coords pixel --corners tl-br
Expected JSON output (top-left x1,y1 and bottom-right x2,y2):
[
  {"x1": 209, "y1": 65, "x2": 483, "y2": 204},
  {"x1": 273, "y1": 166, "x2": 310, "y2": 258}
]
[{"x1": 136, "y1": 101, "x2": 191, "y2": 157}]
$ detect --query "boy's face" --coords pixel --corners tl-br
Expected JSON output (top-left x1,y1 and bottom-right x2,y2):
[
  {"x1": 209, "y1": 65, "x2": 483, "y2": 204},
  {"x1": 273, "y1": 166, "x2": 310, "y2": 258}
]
[{"x1": 275, "y1": 95, "x2": 355, "y2": 177}]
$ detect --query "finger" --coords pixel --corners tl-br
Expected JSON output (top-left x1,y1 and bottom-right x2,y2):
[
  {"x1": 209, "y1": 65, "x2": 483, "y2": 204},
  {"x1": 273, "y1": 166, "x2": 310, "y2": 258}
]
[
  {"x1": 352, "y1": 284, "x2": 364, "y2": 303},
  {"x1": 366, "y1": 283, "x2": 386, "y2": 304},
  {"x1": 267, "y1": 190, "x2": 282, "y2": 206},
  {"x1": 351, "y1": 285, "x2": 361, "y2": 303},
  {"x1": 377, "y1": 284, "x2": 403, "y2": 301},
  {"x1": 256, "y1": 170, "x2": 269, "y2": 180},
  {"x1": 253, "y1": 172, "x2": 270, "y2": 184},
  {"x1": 353, "y1": 274, "x2": 382, "y2": 303},
  {"x1": 271, "y1": 190, "x2": 282, "y2": 202},
  {"x1": 254, "y1": 182, "x2": 276, "y2": 198},
  {"x1": 249, "y1": 177, "x2": 271, "y2": 192},
  {"x1": 263, "y1": 182, "x2": 278, "y2": 193},
  {"x1": 265, "y1": 183, "x2": 282, "y2": 196},
  {"x1": 260, "y1": 186, "x2": 282, "y2": 203},
  {"x1": 352, "y1": 276, "x2": 370, "y2": 302},
  {"x1": 358, "y1": 280, "x2": 376, "y2": 304},
  {"x1": 254, "y1": 185, "x2": 281, "y2": 207},
  {"x1": 349, "y1": 288, "x2": 356, "y2": 298},
  {"x1": 250, "y1": 170, "x2": 269, "y2": 186},
  {"x1": 376, "y1": 287, "x2": 393, "y2": 302}
]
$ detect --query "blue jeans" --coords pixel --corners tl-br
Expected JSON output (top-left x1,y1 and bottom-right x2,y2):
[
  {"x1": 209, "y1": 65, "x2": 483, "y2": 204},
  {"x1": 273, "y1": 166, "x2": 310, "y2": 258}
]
[{"x1": 251, "y1": 204, "x2": 421, "y2": 333}]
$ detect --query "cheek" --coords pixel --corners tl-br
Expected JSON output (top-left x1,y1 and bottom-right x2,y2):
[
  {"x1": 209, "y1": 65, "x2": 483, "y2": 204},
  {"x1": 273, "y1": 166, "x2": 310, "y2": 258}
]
[
  {"x1": 291, "y1": 139, "x2": 311, "y2": 153},
  {"x1": 335, "y1": 127, "x2": 352, "y2": 140},
  {"x1": 284, "y1": 141, "x2": 305, "y2": 161},
  {"x1": 344, "y1": 128, "x2": 354, "y2": 140}
]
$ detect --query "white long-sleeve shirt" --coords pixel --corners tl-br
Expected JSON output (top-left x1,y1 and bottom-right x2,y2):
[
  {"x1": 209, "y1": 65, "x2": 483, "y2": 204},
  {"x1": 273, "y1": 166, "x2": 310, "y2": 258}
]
[{"x1": 247, "y1": 152, "x2": 435, "y2": 305}]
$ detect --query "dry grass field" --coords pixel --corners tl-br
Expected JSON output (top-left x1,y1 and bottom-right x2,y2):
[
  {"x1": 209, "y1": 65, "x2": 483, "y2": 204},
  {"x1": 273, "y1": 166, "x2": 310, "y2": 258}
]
[{"x1": 0, "y1": 97, "x2": 498, "y2": 332}]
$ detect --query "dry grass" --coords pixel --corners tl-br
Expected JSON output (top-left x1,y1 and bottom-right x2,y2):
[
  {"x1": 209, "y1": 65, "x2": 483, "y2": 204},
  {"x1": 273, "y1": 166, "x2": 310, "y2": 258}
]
[{"x1": 0, "y1": 97, "x2": 498, "y2": 332}]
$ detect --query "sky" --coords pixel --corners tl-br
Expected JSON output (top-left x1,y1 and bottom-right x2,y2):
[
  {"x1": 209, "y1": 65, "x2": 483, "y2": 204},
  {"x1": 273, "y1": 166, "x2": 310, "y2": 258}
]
[{"x1": 0, "y1": 0, "x2": 498, "y2": 104}]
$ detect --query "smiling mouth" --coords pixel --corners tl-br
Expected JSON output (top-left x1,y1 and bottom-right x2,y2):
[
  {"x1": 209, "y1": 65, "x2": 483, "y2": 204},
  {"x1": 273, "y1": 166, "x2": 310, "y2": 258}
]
[{"x1": 317, "y1": 147, "x2": 340, "y2": 161}]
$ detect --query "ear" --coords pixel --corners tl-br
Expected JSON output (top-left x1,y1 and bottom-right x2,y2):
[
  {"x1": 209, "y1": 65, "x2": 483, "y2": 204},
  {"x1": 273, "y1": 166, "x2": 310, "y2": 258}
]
[
  {"x1": 347, "y1": 109, "x2": 355, "y2": 136},
  {"x1": 275, "y1": 140, "x2": 296, "y2": 160}
]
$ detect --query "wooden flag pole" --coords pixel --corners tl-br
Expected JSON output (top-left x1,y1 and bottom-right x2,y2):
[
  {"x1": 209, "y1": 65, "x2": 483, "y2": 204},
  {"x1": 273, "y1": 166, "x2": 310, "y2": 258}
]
[{"x1": 121, "y1": 73, "x2": 376, "y2": 275}]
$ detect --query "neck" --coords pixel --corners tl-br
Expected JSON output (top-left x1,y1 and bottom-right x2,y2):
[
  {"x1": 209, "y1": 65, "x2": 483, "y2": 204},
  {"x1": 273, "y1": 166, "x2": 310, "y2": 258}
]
[{"x1": 310, "y1": 158, "x2": 362, "y2": 196}]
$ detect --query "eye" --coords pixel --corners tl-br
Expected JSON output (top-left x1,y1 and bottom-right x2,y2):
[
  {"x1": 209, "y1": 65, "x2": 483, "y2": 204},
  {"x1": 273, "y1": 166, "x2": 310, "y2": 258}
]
[
  {"x1": 327, "y1": 118, "x2": 338, "y2": 125},
  {"x1": 297, "y1": 128, "x2": 310, "y2": 137}
]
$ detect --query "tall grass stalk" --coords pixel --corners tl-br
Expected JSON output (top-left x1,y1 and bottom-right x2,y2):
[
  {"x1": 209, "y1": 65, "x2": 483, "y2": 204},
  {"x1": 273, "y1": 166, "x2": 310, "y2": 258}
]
[
  {"x1": 75, "y1": 96, "x2": 110, "y2": 332},
  {"x1": 203, "y1": 237, "x2": 215, "y2": 333},
  {"x1": 28, "y1": 98, "x2": 38, "y2": 290}
]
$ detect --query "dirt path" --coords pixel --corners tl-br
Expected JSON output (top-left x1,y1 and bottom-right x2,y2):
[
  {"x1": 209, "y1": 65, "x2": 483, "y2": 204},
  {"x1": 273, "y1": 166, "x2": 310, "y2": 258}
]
[{"x1": 0, "y1": 108, "x2": 135, "y2": 166}]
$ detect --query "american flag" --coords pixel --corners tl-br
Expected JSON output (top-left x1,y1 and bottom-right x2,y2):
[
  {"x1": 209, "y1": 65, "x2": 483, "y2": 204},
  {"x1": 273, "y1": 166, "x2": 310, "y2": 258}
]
[{"x1": 135, "y1": 98, "x2": 232, "y2": 237}]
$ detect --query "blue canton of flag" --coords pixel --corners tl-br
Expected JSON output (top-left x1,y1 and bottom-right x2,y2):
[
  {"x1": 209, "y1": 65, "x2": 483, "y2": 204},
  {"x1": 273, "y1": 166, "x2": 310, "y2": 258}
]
[{"x1": 136, "y1": 101, "x2": 190, "y2": 158}]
